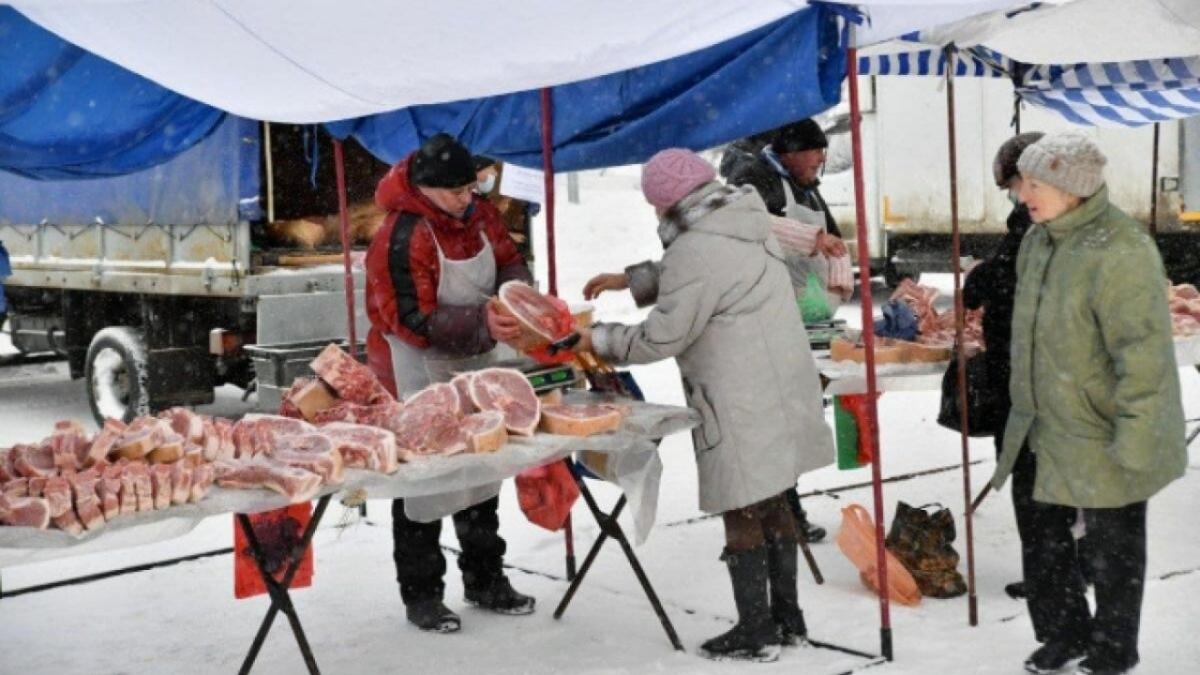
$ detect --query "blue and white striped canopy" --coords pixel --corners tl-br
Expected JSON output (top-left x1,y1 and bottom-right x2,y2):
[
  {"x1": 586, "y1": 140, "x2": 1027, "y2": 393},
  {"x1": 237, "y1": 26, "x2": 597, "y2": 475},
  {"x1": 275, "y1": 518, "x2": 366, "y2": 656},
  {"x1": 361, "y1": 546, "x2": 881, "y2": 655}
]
[{"x1": 857, "y1": 47, "x2": 1200, "y2": 128}]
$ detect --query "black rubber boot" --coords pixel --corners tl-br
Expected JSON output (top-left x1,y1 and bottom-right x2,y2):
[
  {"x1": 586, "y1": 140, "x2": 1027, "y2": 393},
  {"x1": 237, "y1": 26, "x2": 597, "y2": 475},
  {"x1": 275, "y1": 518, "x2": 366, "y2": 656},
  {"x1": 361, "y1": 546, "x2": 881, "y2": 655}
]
[
  {"x1": 1024, "y1": 641, "x2": 1087, "y2": 674},
  {"x1": 406, "y1": 599, "x2": 461, "y2": 633},
  {"x1": 464, "y1": 576, "x2": 535, "y2": 615},
  {"x1": 766, "y1": 538, "x2": 807, "y2": 646},
  {"x1": 700, "y1": 547, "x2": 782, "y2": 662}
]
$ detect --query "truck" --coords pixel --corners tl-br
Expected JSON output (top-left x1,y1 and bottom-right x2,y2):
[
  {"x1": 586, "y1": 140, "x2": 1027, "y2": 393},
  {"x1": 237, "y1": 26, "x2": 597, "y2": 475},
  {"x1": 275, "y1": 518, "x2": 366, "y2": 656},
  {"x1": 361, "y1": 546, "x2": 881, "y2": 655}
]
[
  {"x1": 815, "y1": 75, "x2": 1200, "y2": 286},
  {"x1": 0, "y1": 119, "x2": 388, "y2": 423}
]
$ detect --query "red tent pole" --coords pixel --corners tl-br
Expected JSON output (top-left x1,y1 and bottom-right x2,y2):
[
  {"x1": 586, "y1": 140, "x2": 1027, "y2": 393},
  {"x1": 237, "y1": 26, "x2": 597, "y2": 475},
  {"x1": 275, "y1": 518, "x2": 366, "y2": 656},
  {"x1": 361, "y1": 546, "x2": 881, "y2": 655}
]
[
  {"x1": 944, "y1": 47, "x2": 979, "y2": 627},
  {"x1": 540, "y1": 86, "x2": 576, "y2": 580},
  {"x1": 847, "y1": 41, "x2": 892, "y2": 661},
  {"x1": 333, "y1": 139, "x2": 358, "y2": 359}
]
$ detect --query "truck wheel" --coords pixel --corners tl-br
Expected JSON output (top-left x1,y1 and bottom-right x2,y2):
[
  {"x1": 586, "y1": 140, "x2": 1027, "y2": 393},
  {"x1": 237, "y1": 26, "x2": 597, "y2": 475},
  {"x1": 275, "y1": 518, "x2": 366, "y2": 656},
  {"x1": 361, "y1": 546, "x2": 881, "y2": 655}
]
[{"x1": 85, "y1": 326, "x2": 150, "y2": 425}]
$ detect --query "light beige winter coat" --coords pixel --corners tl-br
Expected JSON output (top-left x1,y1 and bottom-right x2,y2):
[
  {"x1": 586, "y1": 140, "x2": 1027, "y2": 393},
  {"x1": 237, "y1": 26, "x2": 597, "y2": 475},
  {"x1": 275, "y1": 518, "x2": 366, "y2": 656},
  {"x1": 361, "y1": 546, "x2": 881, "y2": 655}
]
[{"x1": 593, "y1": 183, "x2": 835, "y2": 514}]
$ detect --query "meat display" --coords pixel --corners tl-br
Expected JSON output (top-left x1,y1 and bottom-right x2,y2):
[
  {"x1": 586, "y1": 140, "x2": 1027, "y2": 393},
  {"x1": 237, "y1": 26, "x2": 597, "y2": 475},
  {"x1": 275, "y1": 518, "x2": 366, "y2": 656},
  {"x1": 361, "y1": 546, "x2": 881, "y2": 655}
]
[
  {"x1": 231, "y1": 415, "x2": 316, "y2": 458},
  {"x1": 496, "y1": 281, "x2": 574, "y2": 351},
  {"x1": 311, "y1": 400, "x2": 404, "y2": 428},
  {"x1": 214, "y1": 458, "x2": 324, "y2": 504},
  {"x1": 890, "y1": 279, "x2": 984, "y2": 351},
  {"x1": 462, "y1": 411, "x2": 508, "y2": 453},
  {"x1": 468, "y1": 368, "x2": 541, "y2": 436},
  {"x1": 1169, "y1": 283, "x2": 1200, "y2": 336},
  {"x1": 404, "y1": 382, "x2": 461, "y2": 415},
  {"x1": 451, "y1": 373, "x2": 479, "y2": 415},
  {"x1": 270, "y1": 433, "x2": 346, "y2": 484},
  {"x1": 310, "y1": 343, "x2": 394, "y2": 405},
  {"x1": 540, "y1": 404, "x2": 624, "y2": 437}
]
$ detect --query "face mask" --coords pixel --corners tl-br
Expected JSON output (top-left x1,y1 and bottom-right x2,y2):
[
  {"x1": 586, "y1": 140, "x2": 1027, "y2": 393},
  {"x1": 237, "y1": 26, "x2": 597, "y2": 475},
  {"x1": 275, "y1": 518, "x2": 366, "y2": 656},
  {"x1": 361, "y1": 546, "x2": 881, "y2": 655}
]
[{"x1": 477, "y1": 175, "x2": 497, "y2": 194}]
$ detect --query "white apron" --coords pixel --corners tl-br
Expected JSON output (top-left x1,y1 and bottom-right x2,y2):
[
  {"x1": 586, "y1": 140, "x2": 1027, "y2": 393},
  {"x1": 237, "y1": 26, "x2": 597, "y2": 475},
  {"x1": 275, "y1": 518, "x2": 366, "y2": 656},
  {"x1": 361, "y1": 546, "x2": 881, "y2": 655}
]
[
  {"x1": 386, "y1": 223, "x2": 503, "y2": 522},
  {"x1": 779, "y1": 178, "x2": 842, "y2": 317}
]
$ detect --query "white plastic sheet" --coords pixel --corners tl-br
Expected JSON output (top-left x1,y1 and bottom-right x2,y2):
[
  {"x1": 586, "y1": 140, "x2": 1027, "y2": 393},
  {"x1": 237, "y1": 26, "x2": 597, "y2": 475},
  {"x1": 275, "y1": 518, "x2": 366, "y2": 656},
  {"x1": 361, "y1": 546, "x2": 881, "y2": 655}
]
[{"x1": 0, "y1": 394, "x2": 698, "y2": 567}]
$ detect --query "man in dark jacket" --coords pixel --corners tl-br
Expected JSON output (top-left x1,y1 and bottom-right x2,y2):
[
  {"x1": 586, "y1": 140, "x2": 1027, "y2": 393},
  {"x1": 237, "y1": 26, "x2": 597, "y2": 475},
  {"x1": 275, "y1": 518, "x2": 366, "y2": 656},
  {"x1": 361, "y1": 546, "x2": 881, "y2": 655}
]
[
  {"x1": 719, "y1": 118, "x2": 842, "y2": 238},
  {"x1": 365, "y1": 133, "x2": 535, "y2": 633},
  {"x1": 720, "y1": 118, "x2": 843, "y2": 543}
]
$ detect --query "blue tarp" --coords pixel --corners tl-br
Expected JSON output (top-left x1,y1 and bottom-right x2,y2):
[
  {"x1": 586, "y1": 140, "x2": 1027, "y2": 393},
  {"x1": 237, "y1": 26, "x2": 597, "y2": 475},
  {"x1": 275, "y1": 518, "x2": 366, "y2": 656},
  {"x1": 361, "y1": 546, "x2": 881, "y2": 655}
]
[
  {"x1": 327, "y1": 7, "x2": 845, "y2": 170},
  {"x1": 0, "y1": 115, "x2": 261, "y2": 225},
  {"x1": 0, "y1": 7, "x2": 226, "y2": 180}
]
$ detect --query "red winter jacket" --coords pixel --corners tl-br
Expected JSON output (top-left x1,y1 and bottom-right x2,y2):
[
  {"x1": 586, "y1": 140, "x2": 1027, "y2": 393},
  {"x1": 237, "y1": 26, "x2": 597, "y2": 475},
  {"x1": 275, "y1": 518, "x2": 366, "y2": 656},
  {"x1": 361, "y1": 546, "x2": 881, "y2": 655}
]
[{"x1": 365, "y1": 154, "x2": 532, "y2": 396}]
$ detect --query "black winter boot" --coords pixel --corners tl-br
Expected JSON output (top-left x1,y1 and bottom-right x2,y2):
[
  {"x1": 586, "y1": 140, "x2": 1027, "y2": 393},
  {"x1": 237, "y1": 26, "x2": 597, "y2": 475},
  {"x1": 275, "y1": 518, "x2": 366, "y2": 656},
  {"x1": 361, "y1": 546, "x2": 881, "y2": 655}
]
[
  {"x1": 700, "y1": 547, "x2": 782, "y2": 662},
  {"x1": 464, "y1": 576, "x2": 535, "y2": 615},
  {"x1": 1025, "y1": 641, "x2": 1087, "y2": 674},
  {"x1": 406, "y1": 599, "x2": 461, "y2": 633},
  {"x1": 766, "y1": 538, "x2": 807, "y2": 646}
]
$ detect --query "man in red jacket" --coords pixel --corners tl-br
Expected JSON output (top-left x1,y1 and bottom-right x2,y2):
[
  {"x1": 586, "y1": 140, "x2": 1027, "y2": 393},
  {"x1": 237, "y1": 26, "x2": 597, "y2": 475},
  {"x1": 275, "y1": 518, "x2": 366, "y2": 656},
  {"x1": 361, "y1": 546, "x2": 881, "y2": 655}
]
[{"x1": 365, "y1": 133, "x2": 534, "y2": 633}]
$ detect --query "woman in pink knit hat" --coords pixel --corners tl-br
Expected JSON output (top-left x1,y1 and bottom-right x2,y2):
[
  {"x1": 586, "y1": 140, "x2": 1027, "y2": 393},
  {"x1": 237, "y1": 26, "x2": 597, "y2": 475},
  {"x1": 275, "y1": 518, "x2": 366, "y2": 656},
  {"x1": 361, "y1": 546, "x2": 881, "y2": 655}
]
[{"x1": 575, "y1": 148, "x2": 835, "y2": 662}]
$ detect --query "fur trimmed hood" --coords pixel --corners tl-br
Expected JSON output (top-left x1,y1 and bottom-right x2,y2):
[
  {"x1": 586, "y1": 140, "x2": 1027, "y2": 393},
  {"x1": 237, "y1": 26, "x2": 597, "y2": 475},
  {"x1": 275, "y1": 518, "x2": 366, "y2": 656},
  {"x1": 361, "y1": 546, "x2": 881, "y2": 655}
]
[{"x1": 656, "y1": 182, "x2": 772, "y2": 247}]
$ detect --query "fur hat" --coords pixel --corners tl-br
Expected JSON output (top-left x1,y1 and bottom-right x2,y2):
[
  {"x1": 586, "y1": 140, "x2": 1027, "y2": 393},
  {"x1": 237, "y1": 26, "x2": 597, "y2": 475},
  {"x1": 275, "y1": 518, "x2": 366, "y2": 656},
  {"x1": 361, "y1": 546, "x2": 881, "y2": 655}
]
[
  {"x1": 992, "y1": 132, "x2": 1044, "y2": 187},
  {"x1": 1017, "y1": 132, "x2": 1107, "y2": 198},
  {"x1": 641, "y1": 148, "x2": 717, "y2": 209}
]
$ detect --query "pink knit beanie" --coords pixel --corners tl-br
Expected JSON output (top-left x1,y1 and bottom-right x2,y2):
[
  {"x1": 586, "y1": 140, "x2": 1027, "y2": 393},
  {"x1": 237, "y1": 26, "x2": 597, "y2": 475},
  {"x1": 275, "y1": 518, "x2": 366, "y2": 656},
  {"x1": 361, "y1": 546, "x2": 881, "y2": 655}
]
[{"x1": 641, "y1": 148, "x2": 716, "y2": 209}]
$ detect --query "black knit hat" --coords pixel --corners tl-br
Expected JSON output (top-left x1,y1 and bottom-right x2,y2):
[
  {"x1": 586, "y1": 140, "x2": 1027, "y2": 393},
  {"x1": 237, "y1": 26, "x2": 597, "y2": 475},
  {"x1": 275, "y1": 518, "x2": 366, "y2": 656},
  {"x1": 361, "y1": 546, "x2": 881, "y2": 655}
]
[
  {"x1": 411, "y1": 133, "x2": 478, "y2": 188},
  {"x1": 992, "y1": 132, "x2": 1044, "y2": 187},
  {"x1": 472, "y1": 155, "x2": 498, "y2": 172},
  {"x1": 770, "y1": 119, "x2": 828, "y2": 154}
]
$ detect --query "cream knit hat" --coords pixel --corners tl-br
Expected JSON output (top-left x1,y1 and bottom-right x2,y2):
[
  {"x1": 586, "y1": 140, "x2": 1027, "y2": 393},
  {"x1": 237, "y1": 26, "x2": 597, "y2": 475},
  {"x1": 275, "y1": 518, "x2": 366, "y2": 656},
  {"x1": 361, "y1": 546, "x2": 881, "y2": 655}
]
[{"x1": 1016, "y1": 132, "x2": 1107, "y2": 198}]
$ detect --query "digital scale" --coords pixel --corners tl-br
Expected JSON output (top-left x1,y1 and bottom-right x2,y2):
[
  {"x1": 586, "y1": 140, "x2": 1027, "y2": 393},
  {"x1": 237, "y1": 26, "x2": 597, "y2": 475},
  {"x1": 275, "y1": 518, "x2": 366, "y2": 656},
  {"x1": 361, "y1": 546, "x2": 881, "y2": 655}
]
[
  {"x1": 805, "y1": 319, "x2": 848, "y2": 350},
  {"x1": 492, "y1": 358, "x2": 585, "y2": 395}
]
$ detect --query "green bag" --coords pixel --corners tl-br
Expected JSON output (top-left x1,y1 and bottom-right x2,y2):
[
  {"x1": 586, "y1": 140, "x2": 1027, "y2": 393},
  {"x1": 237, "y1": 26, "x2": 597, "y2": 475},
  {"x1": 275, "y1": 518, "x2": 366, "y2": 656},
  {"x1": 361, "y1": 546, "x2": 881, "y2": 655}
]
[
  {"x1": 834, "y1": 396, "x2": 864, "y2": 469},
  {"x1": 798, "y1": 271, "x2": 833, "y2": 324}
]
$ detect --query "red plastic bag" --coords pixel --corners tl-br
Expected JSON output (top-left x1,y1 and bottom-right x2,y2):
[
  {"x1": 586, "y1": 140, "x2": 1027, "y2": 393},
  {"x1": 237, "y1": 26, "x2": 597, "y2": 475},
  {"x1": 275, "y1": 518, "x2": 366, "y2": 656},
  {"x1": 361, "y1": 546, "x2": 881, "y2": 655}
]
[
  {"x1": 834, "y1": 504, "x2": 921, "y2": 606},
  {"x1": 516, "y1": 460, "x2": 580, "y2": 531},
  {"x1": 523, "y1": 294, "x2": 577, "y2": 366},
  {"x1": 234, "y1": 504, "x2": 314, "y2": 599}
]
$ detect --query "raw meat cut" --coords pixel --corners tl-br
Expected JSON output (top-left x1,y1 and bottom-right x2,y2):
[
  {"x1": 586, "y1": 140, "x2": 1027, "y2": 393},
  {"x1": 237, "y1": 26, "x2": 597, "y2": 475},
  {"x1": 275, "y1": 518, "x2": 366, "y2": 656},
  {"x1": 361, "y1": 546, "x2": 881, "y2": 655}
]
[
  {"x1": 114, "y1": 427, "x2": 158, "y2": 460},
  {"x1": 151, "y1": 463, "x2": 174, "y2": 510},
  {"x1": 312, "y1": 400, "x2": 403, "y2": 428},
  {"x1": 12, "y1": 443, "x2": 57, "y2": 479},
  {"x1": 43, "y1": 476, "x2": 83, "y2": 535},
  {"x1": 496, "y1": 281, "x2": 573, "y2": 350},
  {"x1": 231, "y1": 415, "x2": 316, "y2": 458},
  {"x1": 97, "y1": 466, "x2": 122, "y2": 520},
  {"x1": 208, "y1": 417, "x2": 236, "y2": 461},
  {"x1": 0, "y1": 493, "x2": 51, "y2": 530},
  {"x1": 47, "y1": 430, "x2": 84, "y2": 474},
  {"x1": 310, "y1": 344, "x2": 394, "y2": 405},
  {"x1": 451, "y1": 373, "x2": 478, "y2": 415},
  {"x1": 69, "y1": 471, "x2": 105, "y2": 530},
  {"x1": 320, "y1": 423, "x2": 398, "y2": 473},
  {"x1": 147, "y1": 433, "x2": 185, "y2": 464},
  {"x1": 468, "y1": 368, "x2": 541, "y2": 436},
  {"x1": 288, "y1": 379, "x2": 340, "y2": 421},
  {"x1": 161, "y1": 407, "x2": 204, "y2": 443},
  {"x1": 28, "y1": 477, "x2": 48, "y2": 497},
  {"x1": 169, "y1": 461, "x2": 193, "y2": 506},
  {"x1": 271, "y1": 433, "x2": 345, "y2": 484},
  {"x1": 391, "y1": 407, "x2": 468, "y2": 460},
  {"x1": 462, "y1": 411, "x2": 508, "y2": 453},
  {"x1": 129, "y1": 462, "x2": 154, "y2": 512},
  {"x1": 118, "y1": 464, "x2": 138, "y2": 515},
  {"x1": 277, "y1": 377, "x2": 310, "y2": 419},
  {"x1": 404, "y1": 382, "x2": 461, "y2": 415},
  {"x1": 3, "y1": 477, "x2": 29, "y2": 499},
  {"x1": 190, "y1": 463, "x2": 215, "y2": 503},
  {"x1": 214, "y1": 458, "x2": 323, "y2": 503},
  {"x1": 86, "y1": 419, "x2": 125, "y2": 467},
  {"x1": 539, "y1": 404, "x2": 624, "y2": 437},
  {"x1": 183, "y1": 443, "x2": 204, "y2": 467},
  {"x1": 0, "y1": 448, "x2": 16, "y2": 483}
]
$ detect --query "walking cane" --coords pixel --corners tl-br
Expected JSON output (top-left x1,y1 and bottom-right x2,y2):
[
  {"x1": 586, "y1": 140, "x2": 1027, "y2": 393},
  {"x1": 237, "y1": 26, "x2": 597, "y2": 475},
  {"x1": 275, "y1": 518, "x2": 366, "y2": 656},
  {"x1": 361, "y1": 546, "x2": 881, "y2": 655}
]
[{"x1": 968, "y1": 484, "x2": 991, "y2": 516}]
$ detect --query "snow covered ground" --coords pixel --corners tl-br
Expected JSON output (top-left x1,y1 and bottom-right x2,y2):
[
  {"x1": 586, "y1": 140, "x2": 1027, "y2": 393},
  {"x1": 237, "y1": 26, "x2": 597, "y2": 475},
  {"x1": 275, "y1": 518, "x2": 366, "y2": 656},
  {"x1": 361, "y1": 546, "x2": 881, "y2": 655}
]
[{"x1": 1, "y1": 166, "x2": 1198, "y2": 674}]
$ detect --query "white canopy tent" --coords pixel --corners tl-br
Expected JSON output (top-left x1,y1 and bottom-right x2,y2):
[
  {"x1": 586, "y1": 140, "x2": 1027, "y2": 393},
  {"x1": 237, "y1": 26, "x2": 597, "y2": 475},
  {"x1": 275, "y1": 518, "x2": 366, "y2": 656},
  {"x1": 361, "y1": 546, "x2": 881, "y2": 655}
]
[{"x1": 8, "y1": 0, "x2": 1030, "y2": 123}]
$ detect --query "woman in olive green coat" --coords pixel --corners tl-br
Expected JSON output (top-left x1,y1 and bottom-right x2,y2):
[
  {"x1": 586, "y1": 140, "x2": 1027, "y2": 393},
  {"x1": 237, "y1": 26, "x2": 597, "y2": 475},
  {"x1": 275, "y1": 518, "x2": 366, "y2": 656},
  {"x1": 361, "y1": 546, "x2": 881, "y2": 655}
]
[{"x1": 990, "y1": 132, "x2": 1186, "y2": 675}]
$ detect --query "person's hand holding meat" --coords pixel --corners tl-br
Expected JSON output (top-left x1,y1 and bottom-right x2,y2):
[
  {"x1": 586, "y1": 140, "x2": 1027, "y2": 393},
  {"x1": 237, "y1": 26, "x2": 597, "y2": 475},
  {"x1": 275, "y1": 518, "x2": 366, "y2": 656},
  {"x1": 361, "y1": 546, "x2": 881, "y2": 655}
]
[
  {"x1": 814, "y1": 231, "x2": 846, "y2": 258},
  {"x1": 583, "y1": 272, "x2": 630, "y2": 300},
  {"x1": 486, "y1": 298, "x2": 523, "y2": 342}
]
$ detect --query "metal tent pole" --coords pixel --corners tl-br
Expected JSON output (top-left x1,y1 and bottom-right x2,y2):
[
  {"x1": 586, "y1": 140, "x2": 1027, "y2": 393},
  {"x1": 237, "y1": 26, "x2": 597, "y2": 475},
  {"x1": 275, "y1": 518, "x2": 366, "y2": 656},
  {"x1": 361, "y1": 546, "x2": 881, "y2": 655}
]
[
  {"x1": 848, "y1": 36, "x2": 892, "y2": 661},
  {"x1": 944, "y1": 46, "x2": 979, "y2": 627},
  {"x1": 332, "y1": 139, "x2": 358, "y2": 359},
  {"x1": 540, "y1": 86, "x2": 576, "y2": 580},
  {"x1": 1151, "y1": 122, "x2": 1161, "y2": 234}
]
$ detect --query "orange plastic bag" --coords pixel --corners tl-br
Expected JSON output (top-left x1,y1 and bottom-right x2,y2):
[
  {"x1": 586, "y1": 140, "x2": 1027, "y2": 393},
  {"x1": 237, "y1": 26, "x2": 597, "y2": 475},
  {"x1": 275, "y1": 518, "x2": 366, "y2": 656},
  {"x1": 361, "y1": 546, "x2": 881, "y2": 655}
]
[
  {"x1": 234, "y1": 504, "x2": 314, "y2": 599},
  {"x1": 516, "y1": 460, "x2": 580, "y2": 531},
  {"x1": 835, "y1": 504, "x2": 921, "y2": 606}
]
